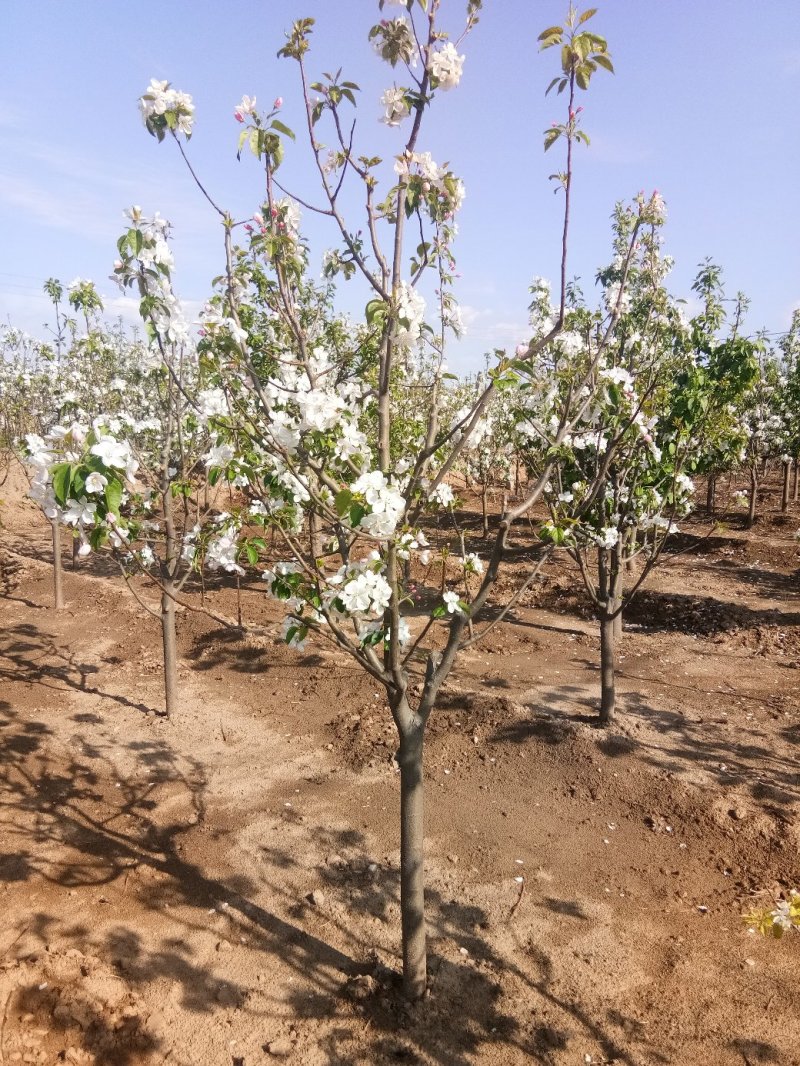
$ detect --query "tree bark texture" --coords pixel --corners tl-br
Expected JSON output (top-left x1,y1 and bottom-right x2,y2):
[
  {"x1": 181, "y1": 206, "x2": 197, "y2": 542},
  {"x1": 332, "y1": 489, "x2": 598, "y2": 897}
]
[{"x1": 51, "y1": 520, "x2": 64, "y2": 610}]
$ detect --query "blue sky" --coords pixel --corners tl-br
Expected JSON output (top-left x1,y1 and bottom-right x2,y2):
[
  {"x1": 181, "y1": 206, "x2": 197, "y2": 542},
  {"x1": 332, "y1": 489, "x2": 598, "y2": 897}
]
[{"x1": 1, "y1": 1, "x2": 798, "y2": 371}]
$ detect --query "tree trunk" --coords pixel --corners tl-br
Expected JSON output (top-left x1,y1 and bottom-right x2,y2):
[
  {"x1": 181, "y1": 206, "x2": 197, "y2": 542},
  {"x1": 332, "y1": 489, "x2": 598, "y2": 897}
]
[
  {"x1": 706, "y1": 472, "x2": 716, "y2": 516},
  {"x1": 782, "y1": 460, "x2": 790, "y2": 513},
  {"x1": 309, "y1": 510, "x2": 323, "y2": 563},
  {"x1": 794, "y1": 458, "x2": 799, "y2": 502},
  {"x1": 625, "y1": 526, "x2": 637, "y2": 574},
  {"x1": 599, "y1": 613, "x2": 616, "y2": 726},
  {"x1": 51, "y1": 519, "x2": 64, "y2": 610},
  {"x1": 481, "y1": 486, "x2": 489, "y2": 539},
  {"x1": 747, "y1": 467, "x2": 757, "y2": 529},
  {"x1": 398, "y1": 725, "x2": 426, "y2": 1000},
  {"x1": 160, "y1": 583, "x2": 177, "y2": 718},
  {"x1": 612, "y1": 545, "x2": 624, "y2": 643},
  {"x1": 597, "y1": 548, "x2": 616, "y2": 725}
]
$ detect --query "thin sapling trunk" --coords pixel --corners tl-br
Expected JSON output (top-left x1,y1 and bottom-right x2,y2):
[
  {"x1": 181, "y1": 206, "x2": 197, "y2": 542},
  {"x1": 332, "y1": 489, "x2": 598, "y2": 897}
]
[
  {"x1": 51, "y1": 519, "x2": 64, "y2": 610},
  {"x1": 782, "y1": 460, "x2": 790, "y2": 513},
  {"x1": 161, "y1": 582, "x2": 178, "y2": 718},
  {"x1": 747, "y1": 466, "x2": 758, "y2": 528},
  {"x1": 706, "y1": 471, "x2": 716, "y2": 516},
  {"x1": 599, "y1": 612, "x2": 616, "y2": 726},
  {"x1": 396, "y1": 705, "x2": 427, "y2": 1000}
]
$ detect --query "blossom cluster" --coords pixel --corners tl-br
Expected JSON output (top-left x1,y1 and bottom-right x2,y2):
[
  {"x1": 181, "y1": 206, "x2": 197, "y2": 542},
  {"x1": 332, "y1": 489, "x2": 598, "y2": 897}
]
[{"x1": 139, "y1": 79, "x2": 195, "y2": 140}]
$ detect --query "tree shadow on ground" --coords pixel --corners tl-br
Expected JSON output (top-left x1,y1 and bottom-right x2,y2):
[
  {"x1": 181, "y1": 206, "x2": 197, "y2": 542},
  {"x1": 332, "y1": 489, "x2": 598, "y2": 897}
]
[
  {"x1": 0, "y1": 622, "x2": 160, "y2": 715},
  {"x1": 485, "y1": 679, "x2": 800, "y2": 816},
  {"x1": 0, "y1": 705, "x2": 373, "y2": 1061},
  {"x1": 0, "y1": 697, "x2": 669, "y2": 1066},
  {"x1": 624, "y1": 589, "x2": 800, "y2": 635},
  {"x1": 1, "y1": 526, "x2": 123, "y2": 580},
  {"x1": 185, "y1": 624, "x2": 326, "y2": 678}
]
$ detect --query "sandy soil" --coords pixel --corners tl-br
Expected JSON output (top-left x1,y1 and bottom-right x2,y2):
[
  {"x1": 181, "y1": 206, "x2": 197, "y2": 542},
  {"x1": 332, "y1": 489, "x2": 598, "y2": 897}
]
[{"x1": 1, "y1": 462, "x2": 799, "y2": 1066}]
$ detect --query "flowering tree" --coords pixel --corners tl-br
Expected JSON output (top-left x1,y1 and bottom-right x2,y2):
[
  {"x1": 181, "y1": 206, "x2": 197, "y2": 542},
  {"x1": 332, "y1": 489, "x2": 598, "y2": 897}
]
[
  {"x1": 738, "y1": 346, "x2": 788, "y2": 528},
  {"x1": 514, "y1": 193, "x2": 705, "y2": 723},
  {"x1": 127, "y1": 0, "x2": 619, "y2": 999},
  {"x1": 680, "y1": 262, "x2": 761, "y2": 519},
  {"x1": 14, "y1": 291, "x2": 153, "y2": 607},
  {"x1": 449, "y1": 371, "x2": 517, "y2": 537},
  {"x1": 777, "y1": 309, "x2": 800, "y2": 510},
  {"x1": 19, "y1": 237, "x2": 227, "y2": 714}
]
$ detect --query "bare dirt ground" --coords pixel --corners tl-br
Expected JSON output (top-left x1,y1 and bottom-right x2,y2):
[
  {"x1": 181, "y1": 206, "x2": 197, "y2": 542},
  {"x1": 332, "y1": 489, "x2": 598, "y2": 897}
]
[{"x1": 1, "y1": 463, "x2": 799, "y2": 1066}]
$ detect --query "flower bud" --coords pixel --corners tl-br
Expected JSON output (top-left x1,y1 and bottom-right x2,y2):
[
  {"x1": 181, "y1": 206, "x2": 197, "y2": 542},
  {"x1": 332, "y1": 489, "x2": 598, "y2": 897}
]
[{"x1": 274, "y1": 96, "x2": 283, "y2": 109}]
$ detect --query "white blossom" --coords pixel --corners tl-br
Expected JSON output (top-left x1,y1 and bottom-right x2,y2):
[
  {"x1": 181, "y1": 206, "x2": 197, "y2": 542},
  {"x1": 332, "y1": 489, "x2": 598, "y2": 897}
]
[
  {"x1": 380, "y1": 87, "x2": 410, "y2": 126},
  {"x1": 429, "y1": 42, "x2": 465, "y2": 91}
]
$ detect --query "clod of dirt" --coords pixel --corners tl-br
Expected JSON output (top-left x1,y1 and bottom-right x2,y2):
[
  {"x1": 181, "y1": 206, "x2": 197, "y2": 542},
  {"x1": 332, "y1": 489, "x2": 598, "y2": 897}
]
[
  {"x1": 343, "y1": 974, "x2": 376, "y2": 1001},
  {"x1": 265, "y1": 1037, "x2": 294, "y2": 1057},
  {"x1": 215, "y1": 983, "x2": 241, "y2": 1008}
]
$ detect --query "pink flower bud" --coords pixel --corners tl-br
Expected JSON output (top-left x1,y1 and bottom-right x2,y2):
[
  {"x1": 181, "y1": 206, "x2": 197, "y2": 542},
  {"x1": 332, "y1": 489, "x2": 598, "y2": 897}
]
[
  {"x1": 274, "y1": 97, "x2": 283, "y2": 109},
  {"x1": 516, "y1": 343, "x2": 529, "y2": 358},
  {"x1": 234, "y1": 111, "x2": 244, "y2": 122}
]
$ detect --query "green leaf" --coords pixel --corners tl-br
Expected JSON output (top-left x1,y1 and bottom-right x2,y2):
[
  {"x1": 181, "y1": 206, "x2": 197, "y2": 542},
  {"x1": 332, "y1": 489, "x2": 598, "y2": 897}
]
[
  {"x1": 431, "y1": 604, "x2": 446, "y2": 619},
  {"x1": 51, "y1": 463, "x2": 73, "y2": 507},
  {"x1": 245, "y1": 543, "x2": 259, "y2": 565},
  {"x1": 538, "y1": 25, "x2": 563, "y2": 41},
  {"x1": 270, "y1": 118, "x2": 295, "y2": 140},
  {"x1": 335, "y1": 488, "x2": 352, "y2": 516},
  {"x1": 543, "y1": 128, "x2": 560, "y2": 151},
  {"x1": 578, "y1": 7, "x2": 598, "y2": 24},
  {"x1": 365, "y1": 298, "x2": 387, "y2": 326},
  {"x1": 71, "y1": 468, "x2": 87, "y2": 499},
  {"x1": 104, "y1": 476, "x2": 123, "y2": 517},
  {"x1": 594, "y1": 53, "x2": 614, "y2": 73},
  {"x1": 349, "y1": 503, "x2": 366, "y2": 528},
  {"x1": 128, "y1": 228, "x2": 144, "y2": 256}
]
